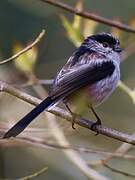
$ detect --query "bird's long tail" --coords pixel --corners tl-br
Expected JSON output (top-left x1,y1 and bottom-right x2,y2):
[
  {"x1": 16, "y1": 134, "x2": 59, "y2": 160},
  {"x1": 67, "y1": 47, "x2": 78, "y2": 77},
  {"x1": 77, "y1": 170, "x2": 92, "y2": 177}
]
[{"x1": 3, "y1": 96, "x2": 55, "y2": 138}]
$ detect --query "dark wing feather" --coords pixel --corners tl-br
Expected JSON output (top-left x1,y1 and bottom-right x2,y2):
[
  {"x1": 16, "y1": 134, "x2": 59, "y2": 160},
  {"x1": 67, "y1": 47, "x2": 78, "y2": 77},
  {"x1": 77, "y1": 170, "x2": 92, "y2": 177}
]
[{"x1": 50, "y1": 61, "x2": 115, "y2": 100}]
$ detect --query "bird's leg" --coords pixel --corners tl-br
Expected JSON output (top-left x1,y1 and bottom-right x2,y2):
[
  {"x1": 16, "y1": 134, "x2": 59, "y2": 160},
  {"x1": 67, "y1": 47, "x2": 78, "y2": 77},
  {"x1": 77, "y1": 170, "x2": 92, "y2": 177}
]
[
  {"x1": 90, "y1": 106, "x2": 102, "y2": 134},
  {"x1": 63, "y1": 102, "x2": 77, "y2": 129}
]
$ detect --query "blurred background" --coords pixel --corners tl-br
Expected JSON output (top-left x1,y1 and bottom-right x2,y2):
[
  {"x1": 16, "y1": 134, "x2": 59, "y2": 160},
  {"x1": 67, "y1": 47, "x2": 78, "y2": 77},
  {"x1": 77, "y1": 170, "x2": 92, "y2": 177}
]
[{"x1": 0, "y1": 0, "x2": 135, "y2": 179}]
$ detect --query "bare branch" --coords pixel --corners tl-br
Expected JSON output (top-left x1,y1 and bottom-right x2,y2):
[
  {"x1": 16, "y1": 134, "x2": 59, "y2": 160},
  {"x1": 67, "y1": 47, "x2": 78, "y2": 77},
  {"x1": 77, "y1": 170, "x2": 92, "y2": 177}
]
[
  {"x1": 1, "y1": 80, "x2": 135, "y2": 145},
  {"x1": 103, "y1": 163, "x2": 135, "y2": 178},
  {"x1": 40, "y1": 0, "x2": 135, "y2": 33},
  {"x1": 38, "y1": 79, "x2": 53, "y2": 85},
  {"x1": 0, "y1": 29, "x2": 45, "y2": 65},
  {"x1": 10, "y1": 136, "x2": 135, "y2": 161},
  {"x1": 2, "y1": 132, "x2": 135, "y2": 179},
  {"x1": 1, "y1": 132, "x2": 135, "y2": 161},
  {"x1": 10, "y1": 79, "x2": 53, "y2": 89},
  {"x1": 17, "y1": 166, "x2": 48, "y2": 180},
  {"x1": 121, "y1": 41, "x2": 135, "y2": 62}
]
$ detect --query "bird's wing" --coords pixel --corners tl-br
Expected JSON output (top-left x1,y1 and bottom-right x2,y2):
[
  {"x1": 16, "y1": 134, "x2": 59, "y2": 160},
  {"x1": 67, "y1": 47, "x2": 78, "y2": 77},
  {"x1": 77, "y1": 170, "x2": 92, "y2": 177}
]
[{"x1": 50, "y1": 61, "x2": 115, "y2": 100}]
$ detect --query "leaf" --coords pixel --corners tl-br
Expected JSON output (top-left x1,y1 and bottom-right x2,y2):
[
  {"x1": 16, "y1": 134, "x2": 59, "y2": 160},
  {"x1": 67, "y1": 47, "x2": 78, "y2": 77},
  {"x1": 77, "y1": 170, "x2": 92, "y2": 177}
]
[
  {"x1": 129, "y1": 17, "x2": 135, "y2": 29},
  {"x1": 73, "y1": 0, "x2": 83, "y2": 30},
  {"x1": 60, "y1": 15, "x2": 83, "y2": 47},
  {"x1": 13, "y1": 43, "x2": 38, "y2": 73},
  {"x1": 110, "y1": 18, "x2": 125, "y2": 45},
  {"x1": 111, "y1": 21, "x2": 122, "y2": 38},
  {"x1": 83, "y1": 19, "x2": 98, "y2": 38}
]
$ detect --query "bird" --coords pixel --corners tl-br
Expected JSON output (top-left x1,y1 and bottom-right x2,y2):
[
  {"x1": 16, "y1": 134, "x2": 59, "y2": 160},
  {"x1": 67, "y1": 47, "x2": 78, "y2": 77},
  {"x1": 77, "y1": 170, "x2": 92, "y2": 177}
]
[{"x1": 3, "y1": 32, "x2": 122, "y2": 139}]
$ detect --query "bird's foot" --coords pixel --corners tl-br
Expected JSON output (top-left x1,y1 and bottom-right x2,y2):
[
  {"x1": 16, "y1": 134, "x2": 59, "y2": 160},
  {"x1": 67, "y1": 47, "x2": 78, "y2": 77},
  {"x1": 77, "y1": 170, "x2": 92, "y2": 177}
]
[
  {"x1": 71, "y1": 113, "x2": 81, "y2": 129},
  {"x1": 90, "y1": 106, "x2": 102, "y2": 135},
  {"x1": 91, "y1": 119, "x2": 102, "y2": 135},
  {"x1": 63, "y1": 102, "x2": 79, "y2": 129}
]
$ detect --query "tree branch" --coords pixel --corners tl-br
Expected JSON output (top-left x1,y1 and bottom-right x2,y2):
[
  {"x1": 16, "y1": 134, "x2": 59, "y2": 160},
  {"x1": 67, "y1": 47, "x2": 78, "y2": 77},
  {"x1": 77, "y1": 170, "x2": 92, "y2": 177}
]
[
  {"x1": 103, "y1": 162, "x2": 135, "y2": 178},
  {"x1": 40, "y1": 0, "x2": 135, "y2": 33},
  {"x1": 0, "y1": 29, "x2": 45, "y2": 65},
  {"x1": 0, "y1": 80, "x2": 135, "y2": 145},
  {"x1": 6, "y1": 136, "x2": 135, "y2": 161}
]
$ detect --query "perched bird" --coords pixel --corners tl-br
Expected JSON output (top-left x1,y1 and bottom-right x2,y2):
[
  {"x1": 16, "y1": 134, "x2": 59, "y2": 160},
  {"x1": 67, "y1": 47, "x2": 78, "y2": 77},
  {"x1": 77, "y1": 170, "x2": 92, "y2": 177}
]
[{"x1": 3, "y1": 32, "x2": 122, "y2": 139}]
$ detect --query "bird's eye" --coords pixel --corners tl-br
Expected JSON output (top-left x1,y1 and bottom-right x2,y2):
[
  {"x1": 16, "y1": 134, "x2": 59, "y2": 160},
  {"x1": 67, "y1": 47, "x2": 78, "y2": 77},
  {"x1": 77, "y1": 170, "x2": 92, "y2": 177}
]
[{"x1": 102, "y1": 42, "x2": 109, "y2": 48}]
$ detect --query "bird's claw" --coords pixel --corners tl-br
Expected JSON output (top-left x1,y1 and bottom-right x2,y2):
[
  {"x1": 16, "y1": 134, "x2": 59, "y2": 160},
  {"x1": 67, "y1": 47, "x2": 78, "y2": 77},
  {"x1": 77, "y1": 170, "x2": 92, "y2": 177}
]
[{"x1": 91, "y1": 119, "x2": 102, "y2": 135}]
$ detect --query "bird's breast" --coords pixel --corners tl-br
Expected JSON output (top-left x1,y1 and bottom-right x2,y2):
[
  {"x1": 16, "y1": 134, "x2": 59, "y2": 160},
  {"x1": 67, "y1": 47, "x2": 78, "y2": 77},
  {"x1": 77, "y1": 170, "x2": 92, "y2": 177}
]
[
  {"x1": 87, "y1": 65, "x2": 120, "y2": 106},
  {"x1": 65, "y1": 60, "x2": 120, "y2": 113}
]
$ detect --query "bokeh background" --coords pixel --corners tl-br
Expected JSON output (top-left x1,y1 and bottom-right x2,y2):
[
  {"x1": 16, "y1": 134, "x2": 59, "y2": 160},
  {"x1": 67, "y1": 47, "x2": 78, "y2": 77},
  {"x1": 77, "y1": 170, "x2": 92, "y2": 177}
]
[{"x1": 0, "y1": 0, "x2": 135, "y2": 179}]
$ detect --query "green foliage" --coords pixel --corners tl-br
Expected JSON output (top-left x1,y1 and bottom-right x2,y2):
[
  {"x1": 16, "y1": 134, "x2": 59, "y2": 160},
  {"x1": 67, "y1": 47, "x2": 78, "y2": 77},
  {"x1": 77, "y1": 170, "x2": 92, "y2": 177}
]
[
  {"x1": 60, "y1": 0, "x2": 98, "y2": 47},
  {"x1": 13, "y1": 43, "x2": 38, "y2": 73}
]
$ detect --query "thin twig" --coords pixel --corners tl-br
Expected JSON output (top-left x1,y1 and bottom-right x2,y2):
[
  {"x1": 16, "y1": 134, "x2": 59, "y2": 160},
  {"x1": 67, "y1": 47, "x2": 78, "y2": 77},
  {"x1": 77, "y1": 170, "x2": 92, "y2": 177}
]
[
  {"x1": 6, "y1": 136, "x2": 135, "y2": 161},
  {"x1": 1, "y1": 133, "x2": 135, "y2": 161},
  {"x1": 1, "y1": 80, "x2": 135, "y2": 145},
  {"x1": 6, "y1": 166, "x2": 48, "y2": 180},
  {"x1": 10, "y1": 79, "x2": 53, "y2": 89},
  {"x1": 121, "y1": 41, "x2": 135, "y2": 62},
  {"x1": 103, "y1": 163, "x2": 135, "y2": 178},
  {"x1": 0, "y1": 29, "x2": 45, "y2": 65},
  {"x1": 2, "y1": 133, "x2": 135, "y2": 179},
  {"x1": 40, "y1": 0, "x2": 135, "y2": 33},
  {"x1": 38, "y1": 79, "x2": 54, "y2": 85},
  {"x1": 1, "y1": 125, "x2": 135, "y2": 160}
]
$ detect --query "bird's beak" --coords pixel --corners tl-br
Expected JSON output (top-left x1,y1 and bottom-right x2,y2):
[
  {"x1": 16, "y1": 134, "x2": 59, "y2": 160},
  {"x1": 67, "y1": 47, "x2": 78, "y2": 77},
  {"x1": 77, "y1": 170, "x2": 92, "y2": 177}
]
[{"x1": 114, "y1": 46, "x2": 122, "y2": 53}]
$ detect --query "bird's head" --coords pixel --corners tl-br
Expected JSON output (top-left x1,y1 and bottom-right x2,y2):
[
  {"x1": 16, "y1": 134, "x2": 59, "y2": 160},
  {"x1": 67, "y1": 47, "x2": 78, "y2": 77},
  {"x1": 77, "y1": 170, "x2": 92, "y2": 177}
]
[{"x1": 83, "y1": 32, "x2": 122, "y2": 58}]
